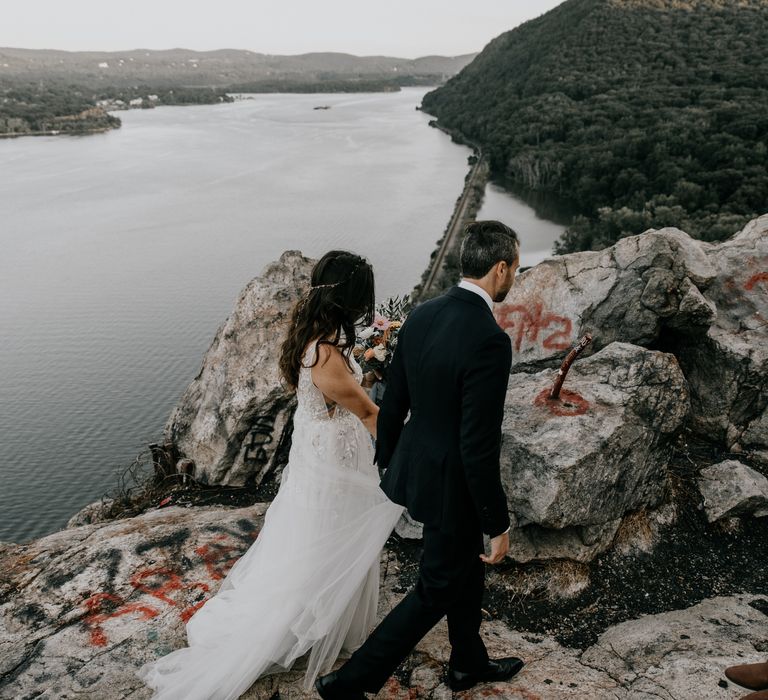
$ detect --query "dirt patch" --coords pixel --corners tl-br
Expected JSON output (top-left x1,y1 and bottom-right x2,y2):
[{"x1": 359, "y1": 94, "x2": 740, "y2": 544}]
[{"x1": 386, "y1": 429, "x2": 768, "y2": 650}]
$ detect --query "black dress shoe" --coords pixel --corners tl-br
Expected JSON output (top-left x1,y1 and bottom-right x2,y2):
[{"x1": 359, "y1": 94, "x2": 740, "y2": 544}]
[
  {"x1": 447, "y1": 657, "x2": 525, "y2": 691},
  {"x1": 314, "y1": 671, "x2": 366, "y2": 700}
]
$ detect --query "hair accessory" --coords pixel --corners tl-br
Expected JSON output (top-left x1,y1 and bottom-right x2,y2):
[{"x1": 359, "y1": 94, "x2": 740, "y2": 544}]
[
  {"x1": 294, "y1": 256, "x2": 368, "y2": 316},
  {"x1": 309, "y1": 258, "x2": 366, "y2": 290}
]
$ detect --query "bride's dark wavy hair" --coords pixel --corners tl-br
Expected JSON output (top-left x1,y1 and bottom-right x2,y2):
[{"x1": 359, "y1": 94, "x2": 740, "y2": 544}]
[{"x1": 279, "y1": 250, "x2": 375, "y2": 390}]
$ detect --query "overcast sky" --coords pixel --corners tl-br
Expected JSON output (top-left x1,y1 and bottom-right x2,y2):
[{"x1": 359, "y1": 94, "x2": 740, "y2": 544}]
[{"x1": 1, "y1": 1, "x2": 565, "y2": 57}]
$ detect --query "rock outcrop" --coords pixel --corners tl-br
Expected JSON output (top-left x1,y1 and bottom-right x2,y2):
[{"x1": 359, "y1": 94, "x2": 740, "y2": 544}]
[
  {"x1": 1, "y1": 505, "x2": 766, "y2": 699},
  {"x1": 671, "y1": 215, "x2": 768, "y2": 457},
  {"x1": 501, "y1": 342, "x2": 689, "y2": 562},
  {"x1": 164, "y1": 251, "x2": 314, "y2": 487},
  {"x1": 495, "y1": 215, "x2": 768, "y2": 461},
  {"x1": 493, "y1": 226, "x2": 717, "y2": 372},
  {"x1": 0, "y1": 504, "x2": 267, "y2": 698},
  {"x1": 487, "y1": 215, "x2": 768, "y2": 560}
]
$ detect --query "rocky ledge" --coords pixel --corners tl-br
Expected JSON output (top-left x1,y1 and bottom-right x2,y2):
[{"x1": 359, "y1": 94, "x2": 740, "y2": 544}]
[
  {"x1": 2, "y1": 216, "x2": 767, "y2": 698},
  {"x1": 1, "y1": 504, "x2": 766, "y2": 699}
]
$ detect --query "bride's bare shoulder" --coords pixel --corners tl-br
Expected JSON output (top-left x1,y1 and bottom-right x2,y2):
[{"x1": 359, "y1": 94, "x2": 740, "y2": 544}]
[{"x1": 307, "y1": 340, "x2": 355, "y2": 376}]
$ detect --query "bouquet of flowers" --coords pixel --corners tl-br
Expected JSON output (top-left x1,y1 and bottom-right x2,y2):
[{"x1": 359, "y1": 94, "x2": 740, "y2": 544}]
[{"x1": 354, "y1": 295, "x2": 411, "y2": 381}]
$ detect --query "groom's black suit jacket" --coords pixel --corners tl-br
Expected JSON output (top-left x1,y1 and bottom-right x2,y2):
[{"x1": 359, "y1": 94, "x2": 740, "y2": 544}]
[{"x1": 376, "y1": 285, "x2": 512, "y2": 539}]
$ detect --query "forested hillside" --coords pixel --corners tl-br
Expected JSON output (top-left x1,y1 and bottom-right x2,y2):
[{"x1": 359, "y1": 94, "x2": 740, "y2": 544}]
[{"x1": 421, "y1": 0, "x2": 768, "y2": 252}]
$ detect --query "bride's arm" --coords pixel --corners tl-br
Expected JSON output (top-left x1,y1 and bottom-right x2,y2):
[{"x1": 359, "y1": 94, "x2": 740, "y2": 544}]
[{"x1": 311, "y1": 343, "x2": 379, "y2": 438}]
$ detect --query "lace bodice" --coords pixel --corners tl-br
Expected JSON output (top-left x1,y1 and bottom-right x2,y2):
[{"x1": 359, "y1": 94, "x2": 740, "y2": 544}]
[{"x1": 291, "y1": 340, "x2": 375, "y2": 475}]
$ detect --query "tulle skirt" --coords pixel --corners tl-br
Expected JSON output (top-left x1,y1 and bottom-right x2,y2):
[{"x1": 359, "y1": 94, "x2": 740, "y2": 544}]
[{"x1": 135, "y1": 448, "x2": 404, "y2": 699}]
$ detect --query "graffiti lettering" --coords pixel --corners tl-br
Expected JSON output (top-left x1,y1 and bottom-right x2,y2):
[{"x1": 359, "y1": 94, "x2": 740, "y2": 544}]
[
  {"x1": 745, "y1": 272, "x2": 768, "y2": 291},
  {"x1": 495, "y1": 301, "x2": 573, "y2": 352},
  {"x1": 243, "y1": 415, "x2": 276, "y2": 464},
  {"x1": 82, "y1": 592, "x2": 159, "y2": 647},
  {"x1": 80, "y1": 521, "x2": 260, "y2": 645},
  {"x1": 194, "y1": 532, "x2": 244, "y2": 581}
]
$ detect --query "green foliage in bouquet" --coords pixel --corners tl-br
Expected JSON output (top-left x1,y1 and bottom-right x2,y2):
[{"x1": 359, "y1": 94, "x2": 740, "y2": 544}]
[{"x1": 354, "y1": 295, "x2": 412, "y2": 380}]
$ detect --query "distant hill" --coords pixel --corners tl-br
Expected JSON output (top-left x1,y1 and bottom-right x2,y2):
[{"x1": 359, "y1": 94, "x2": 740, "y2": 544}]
[
  {"x1": 0, "y1": 48, "x2": 476, "y2": 87},
  {"x1": 0, "y1": 47, "x2": 476, "y2": 137},
  {"x1": 422, "y1": 0, "x2": 768, "y2": 251}
]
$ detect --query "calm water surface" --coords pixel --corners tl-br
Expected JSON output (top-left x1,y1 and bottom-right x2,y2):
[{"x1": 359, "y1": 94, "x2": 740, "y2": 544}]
[
  {"x1": 477, "y1": 178, "x2": 574, "y2": 268},
  {"x1": 0, "y1": 89, "x2": 564, "y2": 543}
]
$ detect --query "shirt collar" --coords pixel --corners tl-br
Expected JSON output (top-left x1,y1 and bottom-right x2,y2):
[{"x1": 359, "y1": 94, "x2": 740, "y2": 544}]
[{"x1": 457, "y1": 279, "x2": 494, "y2": 312}]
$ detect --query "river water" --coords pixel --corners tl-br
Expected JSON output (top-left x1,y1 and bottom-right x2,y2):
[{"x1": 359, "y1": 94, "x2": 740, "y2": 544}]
[
  {"x1": 477, "y1": 178, "x2": 573, "y2": 269},
  {"x1": 0, "y1": 88, "x2": 567, "y2": 543}
]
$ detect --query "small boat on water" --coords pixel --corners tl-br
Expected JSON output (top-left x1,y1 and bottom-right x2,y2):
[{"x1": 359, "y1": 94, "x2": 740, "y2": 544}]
[{"x1": 313, "y1": 105, "x2": 332, "y2": 110}]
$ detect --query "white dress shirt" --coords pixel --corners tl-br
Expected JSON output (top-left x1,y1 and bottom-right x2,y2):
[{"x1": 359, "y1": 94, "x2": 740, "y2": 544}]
[
  {"x1": 458, "y1": 278, "x2": 494, "y2": 312},
  {"x1": 456, "y1": 279, "x2": 511, "y2": 538}
]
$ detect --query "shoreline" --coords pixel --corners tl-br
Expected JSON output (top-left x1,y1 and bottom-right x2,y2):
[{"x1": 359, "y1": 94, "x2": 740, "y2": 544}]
[
  {"x1": 411, "y1": 120, "x2": 489, "y2": 302},
  {"x1": 0, "y1": 125, "x2": 117, "y2": 139},
  {"x1": 0, "y1": 85, "x2": 435, "y2": 140}
]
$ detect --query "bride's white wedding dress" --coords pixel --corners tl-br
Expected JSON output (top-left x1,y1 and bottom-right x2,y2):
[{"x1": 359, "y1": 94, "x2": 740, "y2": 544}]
[{"x1": 136, "y1": 341, "x2": 404, "y2": 699}]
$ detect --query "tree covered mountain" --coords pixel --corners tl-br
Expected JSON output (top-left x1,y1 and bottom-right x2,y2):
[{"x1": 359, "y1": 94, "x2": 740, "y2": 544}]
[{"x1": 421, "y1": 0, "x2": 768, "y2": 251}]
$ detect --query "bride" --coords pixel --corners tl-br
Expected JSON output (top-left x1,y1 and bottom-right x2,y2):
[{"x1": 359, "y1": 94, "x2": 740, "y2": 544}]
[{"x1": 136, "y1": 251, "x2": 405, "y2": 699}]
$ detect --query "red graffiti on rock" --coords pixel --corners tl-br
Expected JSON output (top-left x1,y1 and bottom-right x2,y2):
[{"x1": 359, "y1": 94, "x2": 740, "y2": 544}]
[
  {"x1": 194, "y1": 533, "x2": 244, "y2": 581},
  {"x1": 131, "y1": 566, "x2": 212, "y2": 623},
  {"x1": 80, "y1": 527, "x2": 259, "y2": 646},
  {"x1": 495, "y1": 301, "x2": 573, "y2": 352},
  {"x1": 744, "y1": 272, "x2": 768, "y2": 291},
  {"x1": 82, "y1": 592, "x2": 160, "y2": 647}
]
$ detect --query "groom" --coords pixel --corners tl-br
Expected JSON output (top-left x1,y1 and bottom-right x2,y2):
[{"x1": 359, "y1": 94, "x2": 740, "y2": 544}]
[{"x1": 317, "y1": 220, "x2": 524, "y2": 698}]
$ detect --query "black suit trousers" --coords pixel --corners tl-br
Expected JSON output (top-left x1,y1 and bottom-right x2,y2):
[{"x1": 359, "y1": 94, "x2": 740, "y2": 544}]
[{"x1": 336, "y1": 519, "x2": 490, "y2": 694}]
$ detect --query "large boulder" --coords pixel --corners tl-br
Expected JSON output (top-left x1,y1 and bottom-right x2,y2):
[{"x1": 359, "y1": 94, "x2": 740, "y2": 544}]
[
  {"x1": 0, "y1": 503, "x2": 267, "y2": 699},
  {"x1": 501, "y1": 342, "x2": 689, "y2": 562},
  {"x1": 165, "y1": 250, "x2": 315, "y2": 486},
  {"x1": 671, "y1": 215, "x2": 768, "y2": 454},
  {"x1": 493, "y1": 213, "x2": 768, "y2": 460},
  {"x1": 494, "y1": 226, "x2": 717, "y2": 372}
]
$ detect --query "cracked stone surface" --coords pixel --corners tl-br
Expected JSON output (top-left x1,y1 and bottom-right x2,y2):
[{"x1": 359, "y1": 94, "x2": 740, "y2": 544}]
[
  {"x1": 492, "y1": 215, "x2": 768, "y2": 461},
  {"x1": 164, "y1": 250, "x2": 315, "y2": 487},
  {"x1": 0, "y1": 504, "x2": 267, "y2": 699},
  {"x1": 492, "y1": 225, "x2": 717, "y2": 373},
  {"x1": 671, "y1": 215, "x2": 768, "y2": 452},
  {"x1": 2, "y1": 505, "x2": 766, "y2": 699},
  {"x1": 242, "y1": 595, "x2": 768, "y2": 699},
  {"x1": 500, "y1": 342, "x2": 689, "y2": 562}
]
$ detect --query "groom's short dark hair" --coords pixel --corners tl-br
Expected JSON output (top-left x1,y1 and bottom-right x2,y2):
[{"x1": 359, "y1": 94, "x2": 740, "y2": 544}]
[{"x1": 459, "y1": 220, "x2": 519, "y2": 279}]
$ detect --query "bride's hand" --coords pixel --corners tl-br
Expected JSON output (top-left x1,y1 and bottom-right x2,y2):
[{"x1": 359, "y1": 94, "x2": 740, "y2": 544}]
[
  {"x1": 361, "y1": 371, "x2": 381, "y2": 389},
  {"x1": 361, "y1": 409, "x2": 379, "y2": 439}
]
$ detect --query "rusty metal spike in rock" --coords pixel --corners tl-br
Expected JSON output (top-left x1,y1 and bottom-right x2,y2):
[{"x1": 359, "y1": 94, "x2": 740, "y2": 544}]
[{"x1": 550, "y1": 333, "x2": 593, "y2": 400}]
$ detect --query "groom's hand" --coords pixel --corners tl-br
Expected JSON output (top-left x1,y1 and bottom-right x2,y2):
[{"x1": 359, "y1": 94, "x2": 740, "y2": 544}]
[{"x1": 480, "y1": 531, "x2": 509, "y2": 565}]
